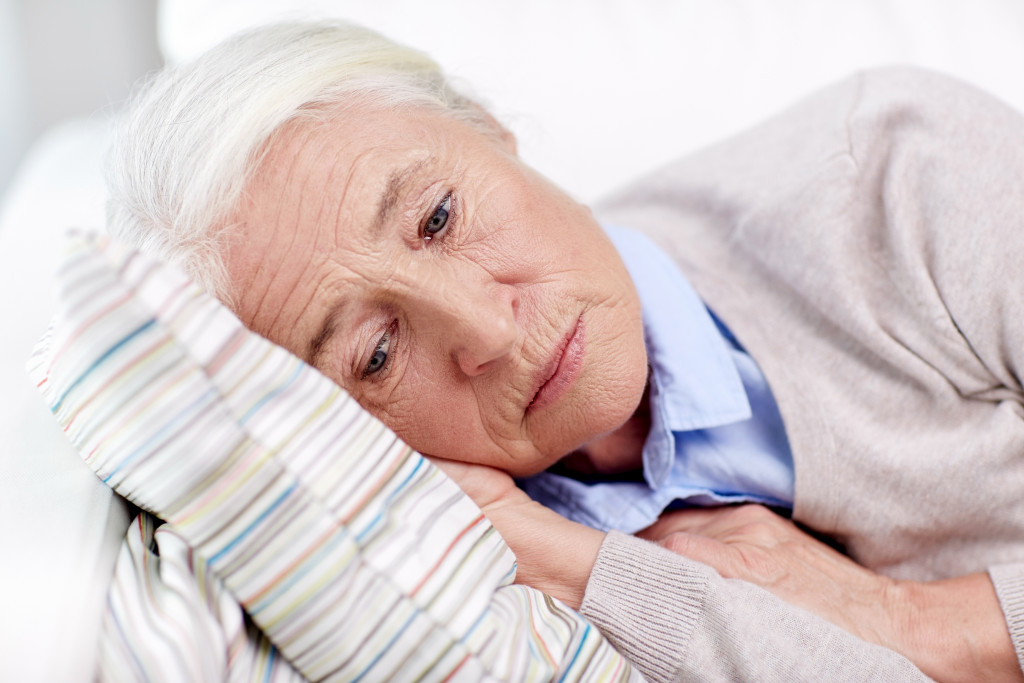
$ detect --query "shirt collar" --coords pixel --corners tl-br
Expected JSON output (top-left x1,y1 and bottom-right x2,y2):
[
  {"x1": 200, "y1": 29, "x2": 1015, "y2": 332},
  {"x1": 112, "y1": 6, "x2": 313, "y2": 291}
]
[{"x1": 603, "y1": 224, "x2": 751, "y2": 486}]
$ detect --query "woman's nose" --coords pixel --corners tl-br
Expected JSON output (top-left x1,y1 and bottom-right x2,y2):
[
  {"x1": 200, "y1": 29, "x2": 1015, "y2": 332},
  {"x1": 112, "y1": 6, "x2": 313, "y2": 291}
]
[
  {"x1": 412, "y1": 273, "x2": 519, "y2": 377},
  {"x1": 452, "y1": 282, "x2": 519, "y2": 376}
]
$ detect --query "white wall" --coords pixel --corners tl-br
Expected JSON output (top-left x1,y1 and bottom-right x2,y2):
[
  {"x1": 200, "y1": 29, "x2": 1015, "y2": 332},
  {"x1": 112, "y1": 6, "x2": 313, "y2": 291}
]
[
  {"x1": 0, "y1": 0, "x2": 161, "y2": 200},
  {"x1": 159, "y1": 0, "x2": 1024, "y2": 204},
  {"x1": 0, "y1": 0, "x2": 31, "y2": 197}
]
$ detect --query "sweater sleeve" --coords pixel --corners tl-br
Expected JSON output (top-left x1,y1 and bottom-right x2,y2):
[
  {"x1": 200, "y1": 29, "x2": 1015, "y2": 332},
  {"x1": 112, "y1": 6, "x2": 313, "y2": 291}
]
[
  {"x1": 581, "y1": 531, "x2": 932, "y2": 683},
  {"x1": 990, "y1": 564, "x2": 1024, "y2": 673}
]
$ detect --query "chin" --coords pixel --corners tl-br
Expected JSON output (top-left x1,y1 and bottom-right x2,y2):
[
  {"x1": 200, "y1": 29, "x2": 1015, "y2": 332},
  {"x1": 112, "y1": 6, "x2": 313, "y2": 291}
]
[{"x1": 530, "y1": 367, "x2": 649, "y2": 477}]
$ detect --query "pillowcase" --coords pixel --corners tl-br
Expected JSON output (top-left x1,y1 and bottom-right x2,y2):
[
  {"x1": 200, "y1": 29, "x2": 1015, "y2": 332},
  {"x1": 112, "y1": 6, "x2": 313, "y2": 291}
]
[{"x1": 29, "y1": 233, "x2": 638, "y2": 682}]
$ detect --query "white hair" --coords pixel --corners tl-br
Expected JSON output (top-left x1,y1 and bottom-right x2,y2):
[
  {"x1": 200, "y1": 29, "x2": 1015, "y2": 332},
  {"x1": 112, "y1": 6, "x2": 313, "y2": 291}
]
[{"x1": 105, "y1": 21, "x2": 496, "y2": 304}]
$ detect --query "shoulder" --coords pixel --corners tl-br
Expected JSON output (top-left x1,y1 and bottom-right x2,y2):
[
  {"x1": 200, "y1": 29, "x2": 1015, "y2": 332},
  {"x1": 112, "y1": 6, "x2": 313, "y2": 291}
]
[
  {"x1": 851, "y1": 65, "x2": 1009, "y2": 107},
  {"x1": 844, "y1": 66, "x2": 1024, "y2": 164}
]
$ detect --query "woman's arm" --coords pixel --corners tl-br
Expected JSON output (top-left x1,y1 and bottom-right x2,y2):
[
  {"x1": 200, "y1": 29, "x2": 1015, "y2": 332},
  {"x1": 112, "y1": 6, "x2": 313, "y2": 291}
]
[
  {"x1": 585, "y1": 530, "x2": 931, "y2": 683},
  {"x1": 639, "y1": 505, "x2": 1022, "y2": 682},
  {"x1": 434, "y1": 459, "x2": 936, "y2": 682}
]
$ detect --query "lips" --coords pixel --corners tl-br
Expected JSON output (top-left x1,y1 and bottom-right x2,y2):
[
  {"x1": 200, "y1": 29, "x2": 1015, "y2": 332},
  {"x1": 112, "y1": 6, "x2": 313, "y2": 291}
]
[{"x1": 528, "y1": 314, "x2": 585, "y2": 412}]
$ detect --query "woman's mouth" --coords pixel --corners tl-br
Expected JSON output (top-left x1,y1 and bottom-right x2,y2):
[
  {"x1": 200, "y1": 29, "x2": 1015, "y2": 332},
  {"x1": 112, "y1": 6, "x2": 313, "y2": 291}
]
[{"x1": 528, "y1": 315, "x2": 585, "y2": 412}]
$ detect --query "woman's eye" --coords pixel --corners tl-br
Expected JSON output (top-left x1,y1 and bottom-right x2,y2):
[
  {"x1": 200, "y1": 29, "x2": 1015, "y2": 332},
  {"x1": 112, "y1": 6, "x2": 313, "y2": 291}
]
[
  {"x1": 362, "y1": 328, "x2": 391, "y2": 378},
  {"x1": 423, "y1": 194, "x2": 451, "y2": 241}
]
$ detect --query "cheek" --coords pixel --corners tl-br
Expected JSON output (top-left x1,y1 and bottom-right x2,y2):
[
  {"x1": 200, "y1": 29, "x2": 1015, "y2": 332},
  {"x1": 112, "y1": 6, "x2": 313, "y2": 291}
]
[
  {"x1": 354, "y1": 358, "x2": 472, "y2": 454},
  {"x1": 551, "y1": 288, "x2": 647, "y2": 442},
  {"x1": 376, "y1": 398, "x2": 482, "y2": 461},
  {"x1": 465, "y1": 177, "x2": 583, "y2": 271}
]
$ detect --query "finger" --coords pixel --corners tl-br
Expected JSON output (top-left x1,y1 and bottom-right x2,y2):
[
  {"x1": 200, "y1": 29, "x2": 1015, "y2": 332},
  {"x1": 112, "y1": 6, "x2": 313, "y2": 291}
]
[
  {"x1": 425, "y1": 456, "x2": 513, "y2": 507},
  {"x1": 637, "y1": 506, "x2": 735, "y2": 539},
  {"x1": 698, "y1": 504, "x2": 798, "y2": 545},
  {"x1": 425, "y1": 455, "x2": 469, "y2": 480},
  {"x1": 654, "y1": 532, "x2": 740, "y2": 577},
  {"x1": 430, "y1": 458, "x2": 544, "y2": 520},
  {"x1": 640, "y1": 504, "x2": 776, "y2": 540}
]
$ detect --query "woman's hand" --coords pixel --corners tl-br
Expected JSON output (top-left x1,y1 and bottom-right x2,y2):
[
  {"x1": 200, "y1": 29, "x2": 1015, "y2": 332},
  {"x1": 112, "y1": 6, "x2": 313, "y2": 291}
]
[
  {"x1": 639, "y1": 504, "x2": 1021, "y2": 682},
  {"x1": 638, "y1": 505, "x2": 899, "y2": 645},
  {"x1": 428, "y1": 457, "x2": 605, "y2": 609},
  {"x1": 426, "y1": 457, "x2": 526, "y2": 512}
]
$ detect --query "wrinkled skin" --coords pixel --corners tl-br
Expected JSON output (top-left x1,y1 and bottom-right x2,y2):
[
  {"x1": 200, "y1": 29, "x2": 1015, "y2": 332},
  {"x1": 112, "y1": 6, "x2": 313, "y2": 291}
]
[{"x1": 222, "y1": 103, "x2": 648, "y2": 476}]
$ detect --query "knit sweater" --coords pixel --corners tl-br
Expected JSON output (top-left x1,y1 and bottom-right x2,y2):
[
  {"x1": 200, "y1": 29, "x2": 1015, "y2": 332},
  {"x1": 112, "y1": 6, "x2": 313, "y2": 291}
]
[{"x1": 581, "y1": 67, "x2": 1024, "y2": 681}]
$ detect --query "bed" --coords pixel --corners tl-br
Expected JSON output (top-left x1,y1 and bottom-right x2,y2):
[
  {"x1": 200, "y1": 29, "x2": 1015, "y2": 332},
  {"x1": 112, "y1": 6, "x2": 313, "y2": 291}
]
[{"x1": 3, "y1": 1, "x2": 1024, "y2": 680}]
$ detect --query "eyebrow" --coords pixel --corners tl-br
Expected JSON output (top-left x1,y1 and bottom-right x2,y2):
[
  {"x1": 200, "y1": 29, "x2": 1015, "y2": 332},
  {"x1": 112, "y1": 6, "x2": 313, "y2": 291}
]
[
  {"x1": 307, "y1": 156, "x2": 433, "y2": 369},
  {"x1": 376, "y1": 156, "x2": 432, "y2": 234},
  {"x1": 308, "y1": 302, "x2": 343, "y2": 370}
]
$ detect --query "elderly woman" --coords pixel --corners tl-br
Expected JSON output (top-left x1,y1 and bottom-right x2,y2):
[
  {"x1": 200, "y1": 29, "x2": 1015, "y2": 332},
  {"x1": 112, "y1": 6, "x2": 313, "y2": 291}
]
[{"x1": 107, "y1": 21, "x2": 1024, "y2": 682}]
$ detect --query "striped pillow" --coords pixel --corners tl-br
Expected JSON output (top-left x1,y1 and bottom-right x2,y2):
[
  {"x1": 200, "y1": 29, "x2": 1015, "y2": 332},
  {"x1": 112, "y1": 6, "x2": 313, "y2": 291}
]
[{"x1": 28, "y1": 233, "x2": 638, "y2": 682}]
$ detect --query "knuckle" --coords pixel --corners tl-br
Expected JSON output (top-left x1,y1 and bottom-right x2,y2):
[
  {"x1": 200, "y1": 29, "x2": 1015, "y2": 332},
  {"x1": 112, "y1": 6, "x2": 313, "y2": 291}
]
[
  {"x1": 660, "y1": 533, "x2": 694, "y2": 556},
  {"x1": 739, "y1": 522, "x2": 775, "y2": 541},
  {"x1": 729, "y1": 506, "x2": 792, "y2": 542},
  {"x1": 732, "y1": 504, "x2": 774, "y2": 523},
  {"x1": 737, "y1": 547, "x2": 783, "y2": 582}
]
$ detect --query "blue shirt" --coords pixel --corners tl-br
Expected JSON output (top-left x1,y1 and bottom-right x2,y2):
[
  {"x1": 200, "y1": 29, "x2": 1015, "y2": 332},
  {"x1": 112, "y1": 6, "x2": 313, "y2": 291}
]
[{"x1": 517, "y1": 225, "x2": 794, "y2": 533}]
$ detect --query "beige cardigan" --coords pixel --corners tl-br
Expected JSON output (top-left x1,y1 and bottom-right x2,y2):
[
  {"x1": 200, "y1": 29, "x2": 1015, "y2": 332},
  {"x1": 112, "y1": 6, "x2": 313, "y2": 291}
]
[{"x1": 580, "y1": 67, "x2": 1024, "y2": 681}]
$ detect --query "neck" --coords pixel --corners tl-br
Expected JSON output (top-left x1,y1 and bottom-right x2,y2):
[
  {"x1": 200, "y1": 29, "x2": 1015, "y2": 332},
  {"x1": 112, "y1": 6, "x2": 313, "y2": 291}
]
[{"x1": 561, "y1": 383, "x2": 650, "y2": 476}]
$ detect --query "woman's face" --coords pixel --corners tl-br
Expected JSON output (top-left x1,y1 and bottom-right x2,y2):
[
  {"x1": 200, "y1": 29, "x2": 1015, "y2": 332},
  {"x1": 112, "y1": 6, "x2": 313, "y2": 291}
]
[{"x1": 224, "y1": 103, "x2": 648, "y2": 476}]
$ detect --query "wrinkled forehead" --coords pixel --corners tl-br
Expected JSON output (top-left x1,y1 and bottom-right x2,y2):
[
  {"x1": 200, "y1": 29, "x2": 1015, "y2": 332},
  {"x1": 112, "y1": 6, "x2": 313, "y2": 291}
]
[
  {"x1": 219, "y1": 105, "x2": 462, "y2": 344},
  {"x1": 235, "y1": 101, "x2": 504, "y2": 254},
  {"x1": 254, "y1": 97, "x2": 505, "y2": 185},
  {"x1": 237, "y1": 106, "x2": 442, "y2": 239},
  {"x1": 258, "y1": 106, "x2": 434, "y2": 195}
]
